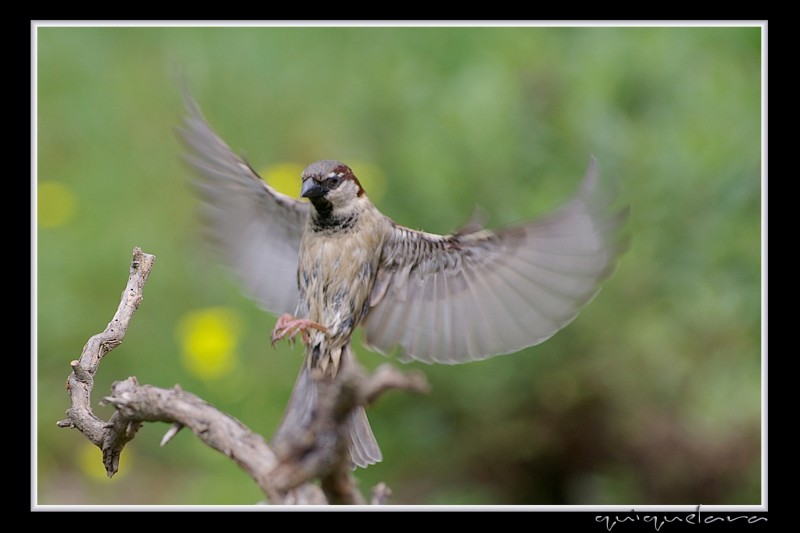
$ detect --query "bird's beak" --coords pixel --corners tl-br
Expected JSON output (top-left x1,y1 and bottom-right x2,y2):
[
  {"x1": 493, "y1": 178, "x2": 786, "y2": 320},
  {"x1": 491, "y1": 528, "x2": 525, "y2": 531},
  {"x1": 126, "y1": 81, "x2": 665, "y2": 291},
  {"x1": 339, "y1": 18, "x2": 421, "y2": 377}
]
[{"x1": 301, "y1": 179, "x2": 326, "y2": 199}]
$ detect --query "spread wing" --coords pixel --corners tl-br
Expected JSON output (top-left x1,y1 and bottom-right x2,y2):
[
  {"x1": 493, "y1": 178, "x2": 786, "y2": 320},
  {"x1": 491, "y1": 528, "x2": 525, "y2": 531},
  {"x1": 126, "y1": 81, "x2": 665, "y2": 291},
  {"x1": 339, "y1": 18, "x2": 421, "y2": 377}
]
[
  {"x1": 363, "y1": 158, "x2": 628, "y2": 364},
  {"x1": 178, "y1": 96, "x2": 309, "y2": 316}
]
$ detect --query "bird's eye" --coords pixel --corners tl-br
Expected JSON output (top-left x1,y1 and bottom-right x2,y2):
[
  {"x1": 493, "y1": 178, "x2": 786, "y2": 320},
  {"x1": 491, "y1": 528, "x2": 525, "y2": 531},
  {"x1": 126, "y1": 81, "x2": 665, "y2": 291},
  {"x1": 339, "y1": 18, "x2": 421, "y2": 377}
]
[{"x1": 327, "y1": 176, "x2": 342, "y2": 188}]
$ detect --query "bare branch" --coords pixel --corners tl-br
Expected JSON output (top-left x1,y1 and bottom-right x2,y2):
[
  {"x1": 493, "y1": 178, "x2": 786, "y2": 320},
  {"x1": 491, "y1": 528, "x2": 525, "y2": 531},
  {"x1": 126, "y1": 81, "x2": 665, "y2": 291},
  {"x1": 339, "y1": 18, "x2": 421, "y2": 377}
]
[
  {"x1": 359, "y1": 364, "x2": 431, "y2": 405},
  {"x1": 57, "y1": 247, "x2": 155, "y2": 473},
  {"x1": 54, "y1": 247, "x2": 323, "y2": 503},
  {"x1": 269, "y1": 363, "x2": 430, "y2": 504},
  {"x1": 370, "y1": 482, "x2": 392, "y2": 505},
  {"x1": 57, "y1": 246, "x2": 428, "y2": 505},
  {"x1": 101, "y1": 378, "x2": 289, "y2": 502},
  {"x1": 160, "y1": 422, "x2": 185, "y2": 447}
]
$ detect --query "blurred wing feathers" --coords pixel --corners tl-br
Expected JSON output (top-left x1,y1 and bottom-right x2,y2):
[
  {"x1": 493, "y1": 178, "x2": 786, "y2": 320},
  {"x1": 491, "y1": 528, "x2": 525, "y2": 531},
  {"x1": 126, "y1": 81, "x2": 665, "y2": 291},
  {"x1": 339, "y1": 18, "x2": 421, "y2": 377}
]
[
  {"x1": 178, "y1": 96, "x2": 308, "y2": 315},
  {"x1": 364, "y1": 158, "x2": 628, "y2": 364}
]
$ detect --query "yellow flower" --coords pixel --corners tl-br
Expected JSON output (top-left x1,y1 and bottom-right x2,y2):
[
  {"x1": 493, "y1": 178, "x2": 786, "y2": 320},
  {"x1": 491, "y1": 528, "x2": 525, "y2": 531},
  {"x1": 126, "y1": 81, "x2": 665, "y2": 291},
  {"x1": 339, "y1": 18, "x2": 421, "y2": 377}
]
[
  {"x1": 38, "y1": 181, "x2": 77, "y2": 228},
  {"x1": 177, "y1": 307, "x2": 242, "y2": 380},
  {"x1": 262, "y1": 162, "x2": 305, "y2": 198}
]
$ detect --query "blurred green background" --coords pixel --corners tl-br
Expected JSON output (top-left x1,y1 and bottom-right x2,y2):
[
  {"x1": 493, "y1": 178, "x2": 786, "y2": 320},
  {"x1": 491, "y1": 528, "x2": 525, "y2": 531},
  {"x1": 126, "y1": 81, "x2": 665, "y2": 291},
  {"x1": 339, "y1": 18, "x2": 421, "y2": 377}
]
[{"x1": 36, "y1": 25, "x2": 762, "y2": 506}]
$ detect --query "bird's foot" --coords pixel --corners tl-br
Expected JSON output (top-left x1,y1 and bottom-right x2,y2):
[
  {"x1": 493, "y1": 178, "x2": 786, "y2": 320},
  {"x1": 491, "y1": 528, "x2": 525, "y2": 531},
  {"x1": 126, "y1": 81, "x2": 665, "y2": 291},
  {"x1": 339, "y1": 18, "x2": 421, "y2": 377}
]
[{"x1": 271, "y1": 314, "x2": 329, "y2": 348}]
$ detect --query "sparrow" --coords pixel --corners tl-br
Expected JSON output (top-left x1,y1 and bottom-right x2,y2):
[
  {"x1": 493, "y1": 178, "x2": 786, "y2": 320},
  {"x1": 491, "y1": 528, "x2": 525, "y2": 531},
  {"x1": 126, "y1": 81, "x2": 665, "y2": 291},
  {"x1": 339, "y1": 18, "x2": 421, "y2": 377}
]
[{"x1": 179, "y1": 96, "x2": 628, "y2": 469}]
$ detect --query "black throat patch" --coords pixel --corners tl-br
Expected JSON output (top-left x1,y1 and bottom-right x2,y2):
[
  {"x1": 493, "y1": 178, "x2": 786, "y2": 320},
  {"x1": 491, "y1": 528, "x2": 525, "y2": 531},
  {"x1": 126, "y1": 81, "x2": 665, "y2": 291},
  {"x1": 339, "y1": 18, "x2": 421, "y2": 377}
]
[{"x1": 310, "y1": 199, "x2": 357, "y2": 233}]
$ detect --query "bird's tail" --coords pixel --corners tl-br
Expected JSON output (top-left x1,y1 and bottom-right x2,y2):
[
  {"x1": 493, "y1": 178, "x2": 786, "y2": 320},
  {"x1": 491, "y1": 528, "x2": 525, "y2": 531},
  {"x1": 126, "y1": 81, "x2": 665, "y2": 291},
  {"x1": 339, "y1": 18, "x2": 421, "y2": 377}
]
[
  {"x1": 348, "y1": 401, "x2": 383, "y2": 468},
  {"x1": 274, "y1": 361, "x2": 382, "y2": 469}
]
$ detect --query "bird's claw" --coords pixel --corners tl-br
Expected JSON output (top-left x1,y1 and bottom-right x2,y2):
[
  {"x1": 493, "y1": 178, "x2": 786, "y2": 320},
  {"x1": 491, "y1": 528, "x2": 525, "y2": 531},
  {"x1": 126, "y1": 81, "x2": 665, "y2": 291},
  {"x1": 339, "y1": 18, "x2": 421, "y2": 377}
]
[{"x1": 271, "y1": 314, "x2": 329, "y2": 348}]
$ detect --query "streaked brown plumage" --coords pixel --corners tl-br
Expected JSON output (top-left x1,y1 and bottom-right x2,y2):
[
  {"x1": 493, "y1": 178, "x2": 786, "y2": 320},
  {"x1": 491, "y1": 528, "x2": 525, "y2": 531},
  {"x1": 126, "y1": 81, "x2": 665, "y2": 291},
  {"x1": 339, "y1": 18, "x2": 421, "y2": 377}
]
[{"x1": 179, "y1": 96, "x2": 628, "y2": 469}]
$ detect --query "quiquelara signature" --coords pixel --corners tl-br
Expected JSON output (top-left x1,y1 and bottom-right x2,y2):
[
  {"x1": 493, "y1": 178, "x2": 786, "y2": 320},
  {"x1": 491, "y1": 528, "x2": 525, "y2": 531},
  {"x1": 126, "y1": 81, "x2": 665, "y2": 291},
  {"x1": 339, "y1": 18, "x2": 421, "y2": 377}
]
[{"x1": 596, "y1": 505, "x2": 766, "y2": 531}]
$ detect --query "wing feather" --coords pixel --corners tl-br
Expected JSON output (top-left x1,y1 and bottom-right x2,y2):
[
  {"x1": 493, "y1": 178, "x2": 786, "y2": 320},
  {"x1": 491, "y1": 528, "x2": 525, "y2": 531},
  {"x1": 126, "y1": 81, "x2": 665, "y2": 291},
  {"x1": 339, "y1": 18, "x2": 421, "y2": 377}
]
[
  {"x1": 177, "y1": 95, "x2": 309, "y2": 316},
  {"x1": 363, "y1": 158, "x2": 628, "y2": 364}
]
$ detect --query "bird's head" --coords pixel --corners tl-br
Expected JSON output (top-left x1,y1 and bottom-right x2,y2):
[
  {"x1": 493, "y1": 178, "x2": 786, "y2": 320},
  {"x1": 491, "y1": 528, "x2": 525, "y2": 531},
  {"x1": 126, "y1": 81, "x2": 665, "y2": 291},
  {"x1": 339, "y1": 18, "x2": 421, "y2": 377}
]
[{"x1": 301, "y1": 160, "x2": 365, "y2": 217}]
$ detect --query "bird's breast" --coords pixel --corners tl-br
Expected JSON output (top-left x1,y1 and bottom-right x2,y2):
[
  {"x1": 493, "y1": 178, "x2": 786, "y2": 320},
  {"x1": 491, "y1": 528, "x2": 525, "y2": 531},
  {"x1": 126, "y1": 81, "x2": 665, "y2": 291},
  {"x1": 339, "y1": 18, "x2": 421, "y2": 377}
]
[{"x1": 298, "y1": 213, "x2": 387, "y2": 339}]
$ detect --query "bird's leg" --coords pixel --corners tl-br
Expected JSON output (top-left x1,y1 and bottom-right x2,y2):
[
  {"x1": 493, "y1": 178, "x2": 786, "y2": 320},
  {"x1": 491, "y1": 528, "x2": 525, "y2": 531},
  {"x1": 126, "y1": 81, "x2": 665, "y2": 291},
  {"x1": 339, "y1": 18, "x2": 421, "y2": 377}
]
[{"x1": 271, "y1": 313, "x2": 329, "y2": 347}]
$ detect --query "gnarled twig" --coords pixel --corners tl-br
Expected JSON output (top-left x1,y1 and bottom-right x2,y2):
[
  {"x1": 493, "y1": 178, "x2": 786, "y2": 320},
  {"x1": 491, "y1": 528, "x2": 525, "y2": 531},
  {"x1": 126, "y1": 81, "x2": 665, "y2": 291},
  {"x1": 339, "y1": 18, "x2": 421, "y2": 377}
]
[
  {"x1": 57, "y1": 247, "x2": 429, "y2": 505},
  {"x1": 57, "y1": 247, "x2": 155, "y2": 475}
]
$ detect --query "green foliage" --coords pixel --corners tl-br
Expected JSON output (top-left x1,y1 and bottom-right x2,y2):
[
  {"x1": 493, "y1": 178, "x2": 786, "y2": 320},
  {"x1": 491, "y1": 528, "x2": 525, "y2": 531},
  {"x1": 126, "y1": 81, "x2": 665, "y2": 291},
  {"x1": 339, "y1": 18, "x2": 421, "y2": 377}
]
[{"x1": 36, "y1": 24, "x2": 761, "y2": 505}]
